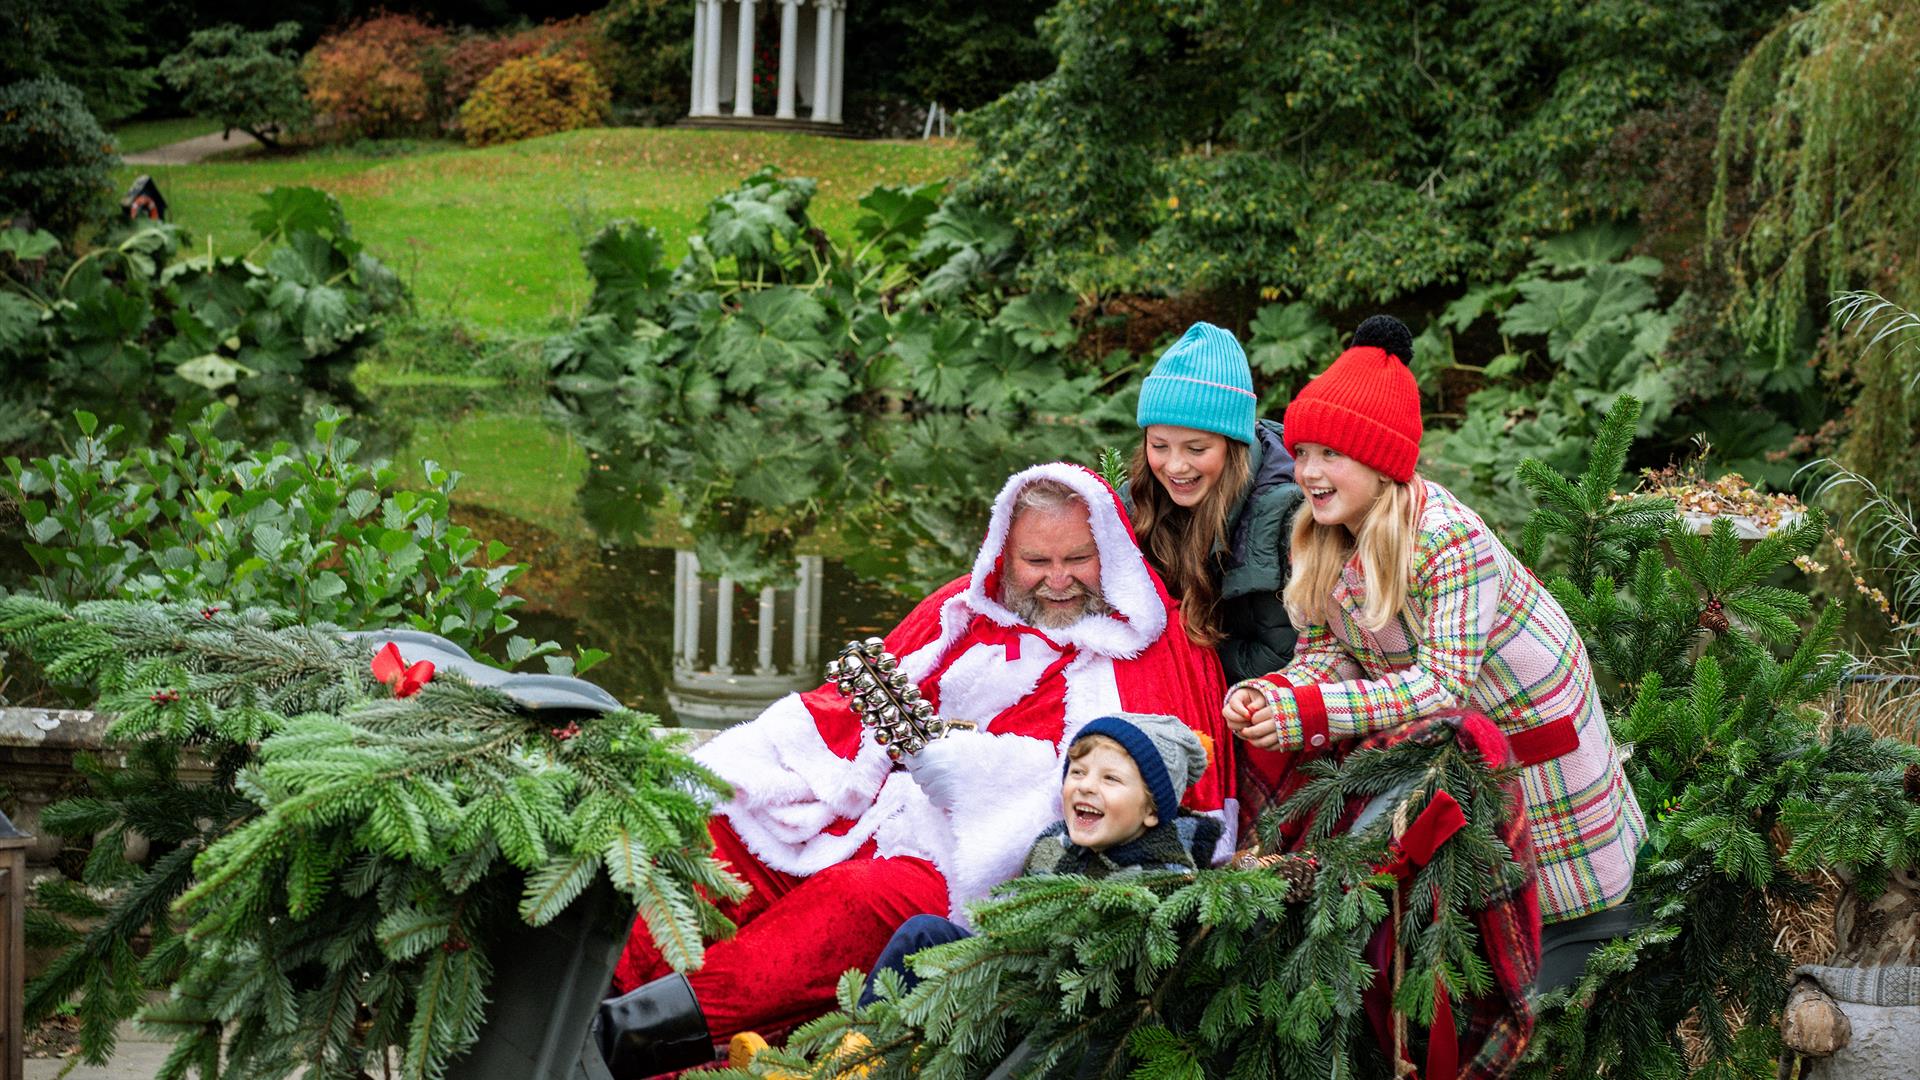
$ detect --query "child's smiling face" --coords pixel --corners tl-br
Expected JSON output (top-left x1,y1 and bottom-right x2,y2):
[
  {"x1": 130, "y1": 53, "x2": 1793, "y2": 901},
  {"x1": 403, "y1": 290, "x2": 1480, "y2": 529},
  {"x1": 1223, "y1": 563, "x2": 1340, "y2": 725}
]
[{"x1": 1061, "y1": 740, "x2": 1157, "y2": 850}]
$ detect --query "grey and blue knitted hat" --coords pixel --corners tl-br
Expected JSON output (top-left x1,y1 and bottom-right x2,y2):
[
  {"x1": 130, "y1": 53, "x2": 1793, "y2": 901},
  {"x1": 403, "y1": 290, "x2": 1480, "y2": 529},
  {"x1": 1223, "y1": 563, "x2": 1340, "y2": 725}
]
[
  {"x1": 1136, "y1": 322, "x2": 1256, "y2": 445},
  {"x1": 1069, "y1": 712, "x2": 1209, "y2": 818}
]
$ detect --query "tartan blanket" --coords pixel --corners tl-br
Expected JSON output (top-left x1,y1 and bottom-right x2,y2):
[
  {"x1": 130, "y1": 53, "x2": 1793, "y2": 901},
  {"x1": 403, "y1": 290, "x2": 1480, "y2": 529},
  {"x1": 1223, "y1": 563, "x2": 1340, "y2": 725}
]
[{"x1": 1276, "y1": 709, "x2": 1543, "y2": 1080}]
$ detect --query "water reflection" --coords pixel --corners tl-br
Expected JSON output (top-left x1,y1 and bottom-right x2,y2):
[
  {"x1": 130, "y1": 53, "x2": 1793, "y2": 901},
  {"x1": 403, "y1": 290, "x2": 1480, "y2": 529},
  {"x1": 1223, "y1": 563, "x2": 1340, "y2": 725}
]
[{"x1": 0, "y1": 373, "x2": 1125, "y2": 727}]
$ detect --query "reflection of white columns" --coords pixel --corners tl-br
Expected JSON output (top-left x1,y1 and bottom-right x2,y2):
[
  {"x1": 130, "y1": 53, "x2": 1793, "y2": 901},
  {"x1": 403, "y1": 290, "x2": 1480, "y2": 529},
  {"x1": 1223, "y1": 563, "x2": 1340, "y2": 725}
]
[
  {"x1": 677, "y1": 551, "x2": 701, "y2": 665},
  {"x1": 811, "y1": 0, "x2": 833, "y2": 122},
  {"x1": 733, "y1": 0, "x2": 759, "y2": 117},
  {"x1": 827, "y1": 0, "x2": 845, "y2": 124},
  {"x1": 695, "y1": 0, "x2": 718, "y2": 116},
  {"x1": 791, "y1": 556, "x2": 815, "y2": 670},
  {"x1": 672, "y1": 550, "x2": 688, "y2": 658},
  {"x1": 755, "y1": 586, "x2": 778, "y2": 675},
  {"x1": 775, "y1": 0, "x2": 801, "y2": 120},
  {"x1": 714, "y1": 576, "x2": 736, "y2": 674},
  {"x1": 698, "y1": 0, "x2": 723, "y2": 116}
]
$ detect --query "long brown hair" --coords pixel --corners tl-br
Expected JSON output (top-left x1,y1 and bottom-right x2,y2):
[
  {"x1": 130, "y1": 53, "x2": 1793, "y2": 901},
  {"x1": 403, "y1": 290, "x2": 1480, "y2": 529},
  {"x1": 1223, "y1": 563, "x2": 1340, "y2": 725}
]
[
  {"x1": 1283, "y1": 476, "x2": 1420, "y2": 633},
  {"x1": 1128, "y1": 437, "x2": 1251, "y2": 646}
]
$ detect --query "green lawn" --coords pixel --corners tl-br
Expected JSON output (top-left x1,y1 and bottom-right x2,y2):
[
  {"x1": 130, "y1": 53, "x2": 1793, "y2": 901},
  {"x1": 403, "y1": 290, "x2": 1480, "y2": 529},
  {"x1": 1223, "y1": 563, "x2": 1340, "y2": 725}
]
[
  {"x1": 112, "y1": 116, "x2": 227, "y2": 155},
  {"x1": 115, "y1": 127, "x2": 972, "y2": 333}
]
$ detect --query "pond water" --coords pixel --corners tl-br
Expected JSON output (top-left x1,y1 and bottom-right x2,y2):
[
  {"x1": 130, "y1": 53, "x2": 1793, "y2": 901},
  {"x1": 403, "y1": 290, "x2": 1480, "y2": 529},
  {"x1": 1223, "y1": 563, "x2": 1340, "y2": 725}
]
[{"x1": 0, "y1": 374, "x2": 1121, "y2": 728}]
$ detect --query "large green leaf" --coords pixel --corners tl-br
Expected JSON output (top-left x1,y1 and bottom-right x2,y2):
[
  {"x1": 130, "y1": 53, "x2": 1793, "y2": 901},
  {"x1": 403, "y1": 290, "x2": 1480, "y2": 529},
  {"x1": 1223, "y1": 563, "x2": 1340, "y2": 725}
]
[
  {"x1": 582, "y1": 220, "x2": 672, "y2": 323},
  {"x1": 854, "y1": 182, "x2": 943, "y2": 249},
  {"x1": 888, "y1": 313, "x2": 981, "y2": 410},
  {"x1": 1499, "y1": 263, "x2": 1658, "y2": 359},
  {"x1": 247, "y1": 186, "x2": 349, "y2": 245},
  {"x1": 0, "y1": 227, "x2": 61, "y2": 262},
  {"x1": 0, "y1": 291, "x2": 43, "y2": 351},
  {"x1": 713, "y1": 287, "x2": 831, "y2": 393},
  {"x1": 1246, "y1": 301, "x2": 1336, "y2": 380},
  {"x1": 992, "y1": 289, "x2": 1078, "y2": 354},
  {"x1": 1529, "y1": 222, "x2": 1641, "y2": 274}
]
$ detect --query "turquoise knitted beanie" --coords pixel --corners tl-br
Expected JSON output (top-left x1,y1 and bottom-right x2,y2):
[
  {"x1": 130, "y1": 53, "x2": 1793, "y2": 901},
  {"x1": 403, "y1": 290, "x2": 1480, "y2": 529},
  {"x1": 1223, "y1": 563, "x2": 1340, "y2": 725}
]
[{"x1": 1136, "y1": 322, "x2": 1256, "y2": 445}]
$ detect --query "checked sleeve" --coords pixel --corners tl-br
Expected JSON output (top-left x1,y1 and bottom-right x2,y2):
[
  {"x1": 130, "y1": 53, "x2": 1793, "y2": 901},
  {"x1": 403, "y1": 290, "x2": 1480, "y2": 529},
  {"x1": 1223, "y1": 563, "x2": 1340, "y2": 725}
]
[{"x1": 1239, "y1": 520, "x2": 1500, "y2": 753}]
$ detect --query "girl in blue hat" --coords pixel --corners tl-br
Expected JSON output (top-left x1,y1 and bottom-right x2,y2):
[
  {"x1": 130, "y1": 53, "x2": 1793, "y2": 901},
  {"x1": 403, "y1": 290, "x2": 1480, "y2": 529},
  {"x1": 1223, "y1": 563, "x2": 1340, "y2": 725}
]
[{"x1": 1125, "y1": 322, "x2": 1304, "y2": 684}]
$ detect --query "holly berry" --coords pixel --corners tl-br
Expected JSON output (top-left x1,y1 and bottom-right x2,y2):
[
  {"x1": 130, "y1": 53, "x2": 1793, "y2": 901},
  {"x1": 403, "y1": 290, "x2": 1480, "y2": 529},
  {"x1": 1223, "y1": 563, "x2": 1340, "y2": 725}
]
[
  {"x1": 550, "y1": 721, "x2": 582, "y2": 742},
  {"x1": 200, "y1": 606, "x2": 221, "y2": 620},
  {"x1": 1698, "y1": 598, "x2": 1730, "y2": 634},
  {"x1": 150, "y1": 689, "x2": 180, "y2": 704}
]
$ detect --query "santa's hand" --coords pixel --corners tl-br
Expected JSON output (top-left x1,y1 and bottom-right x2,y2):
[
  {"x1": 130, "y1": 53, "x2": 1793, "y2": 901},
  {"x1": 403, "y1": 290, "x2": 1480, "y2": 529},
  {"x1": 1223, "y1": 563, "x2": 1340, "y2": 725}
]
[
  {"x1": 903, "y1": 731, "x2": 983, "y2": 810},
  {"x1": 1223, "y1": 687, "x2": 1270, "y2": 733}
]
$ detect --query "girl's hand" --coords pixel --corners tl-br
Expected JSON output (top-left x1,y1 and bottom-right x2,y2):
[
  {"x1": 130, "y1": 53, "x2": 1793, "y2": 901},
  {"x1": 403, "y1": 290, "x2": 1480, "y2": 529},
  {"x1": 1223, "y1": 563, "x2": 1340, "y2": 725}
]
[
  {"x1": 1223, "y1": 687, "x2": 1273, "y2": 734},
  {"x1": 1239, "y1": 716, "x2": 1285, "y2": 751}
]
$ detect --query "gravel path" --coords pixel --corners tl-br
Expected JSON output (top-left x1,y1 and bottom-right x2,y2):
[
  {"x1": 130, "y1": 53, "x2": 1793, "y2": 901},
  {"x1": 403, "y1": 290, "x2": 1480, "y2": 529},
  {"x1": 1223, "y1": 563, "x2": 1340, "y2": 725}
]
[{"x1": 123, "y1": 129, "x2": 262, "y2": 165}]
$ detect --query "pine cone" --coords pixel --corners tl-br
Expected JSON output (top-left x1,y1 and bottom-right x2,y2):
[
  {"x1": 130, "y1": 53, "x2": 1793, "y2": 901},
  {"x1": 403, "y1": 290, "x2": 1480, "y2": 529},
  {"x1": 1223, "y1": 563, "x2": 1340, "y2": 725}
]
[
  {"x1": 1698, "y1": 597, "x2": 1730, "y2": 634},
  {"x1": 1904, "y1": 763, "x2": 1920, "y2": 805}
]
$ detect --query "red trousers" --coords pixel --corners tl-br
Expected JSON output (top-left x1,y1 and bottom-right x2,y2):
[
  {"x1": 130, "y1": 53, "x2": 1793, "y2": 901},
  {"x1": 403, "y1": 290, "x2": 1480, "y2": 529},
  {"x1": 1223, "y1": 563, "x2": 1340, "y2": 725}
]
[{"x1": 613, "y1": 818, "x2": 949, "y2": 1038}]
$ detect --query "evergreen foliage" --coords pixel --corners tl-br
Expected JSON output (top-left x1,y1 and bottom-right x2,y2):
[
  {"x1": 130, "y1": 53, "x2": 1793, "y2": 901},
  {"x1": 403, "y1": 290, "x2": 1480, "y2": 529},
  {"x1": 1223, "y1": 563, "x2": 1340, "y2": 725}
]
[
  {"x1": 0, "y1": 76, "x2": 119, "y2": 241},
  {"x1": 0, "y1": 0, "x2": 152, "y2": 123},
  {"x1": 159, "y1": 23, "x2": 311, "y2": 150},
  {"x1": 8, "y1": 596, "x2": 741, "y2": 1077},
  {"x1": 954, "y1": 0, "x2": 1785, "y2": 299},
  {"x1": 722, "y1": 723, "x2": 1524, "y2": 1079},
  {"x1": 1513, "y1": 398, "x2": 1920, "y2": 1077}
]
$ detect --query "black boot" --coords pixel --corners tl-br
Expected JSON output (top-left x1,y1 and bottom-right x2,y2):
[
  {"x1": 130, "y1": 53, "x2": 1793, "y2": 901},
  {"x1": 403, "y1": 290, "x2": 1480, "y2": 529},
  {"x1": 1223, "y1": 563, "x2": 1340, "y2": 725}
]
[{"x1": 593, "y1": 973, "x2": 714, "y2": 1079}]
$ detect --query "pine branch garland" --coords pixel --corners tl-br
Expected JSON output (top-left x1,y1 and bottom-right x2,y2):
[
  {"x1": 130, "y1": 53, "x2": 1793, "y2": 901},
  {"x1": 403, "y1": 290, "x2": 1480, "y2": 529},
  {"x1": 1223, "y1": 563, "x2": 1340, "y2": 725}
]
[{"x1": 8, "y1": 595, "x2": 739, "y2": 1077}]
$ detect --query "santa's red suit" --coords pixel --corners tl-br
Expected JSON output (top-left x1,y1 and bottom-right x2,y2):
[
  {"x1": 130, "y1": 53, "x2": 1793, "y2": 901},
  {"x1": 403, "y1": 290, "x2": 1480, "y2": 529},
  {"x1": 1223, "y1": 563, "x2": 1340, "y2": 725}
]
[{"x1": 614, "y1": 463, "x2": 1239, "y2": 1037}]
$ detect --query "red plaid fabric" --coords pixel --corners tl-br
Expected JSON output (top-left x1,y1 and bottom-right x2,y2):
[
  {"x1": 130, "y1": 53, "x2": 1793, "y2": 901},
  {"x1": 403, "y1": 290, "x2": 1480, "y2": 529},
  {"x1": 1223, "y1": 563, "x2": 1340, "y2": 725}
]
[
  {"x1": 1303, "y1": 710, "x2": 1542, "y2": 1080},
  {"x1": 1235, "y1": 480, "x2": 1643, "y2": 921}
]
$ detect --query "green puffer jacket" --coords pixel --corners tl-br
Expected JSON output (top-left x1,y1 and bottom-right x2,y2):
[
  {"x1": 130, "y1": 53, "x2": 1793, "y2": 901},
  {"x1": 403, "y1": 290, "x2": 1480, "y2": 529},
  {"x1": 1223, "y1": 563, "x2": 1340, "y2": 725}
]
[{"x1": 1122, "y1": 419, "x2": 1303, "y2": 684}]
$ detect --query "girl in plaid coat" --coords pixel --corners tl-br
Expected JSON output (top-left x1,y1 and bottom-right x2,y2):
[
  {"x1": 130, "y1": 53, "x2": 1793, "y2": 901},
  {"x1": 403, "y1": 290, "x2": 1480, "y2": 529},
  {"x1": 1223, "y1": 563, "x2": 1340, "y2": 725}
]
[{"x1": 1225, "y1": 315, "x2": 1645, "y2": 923}]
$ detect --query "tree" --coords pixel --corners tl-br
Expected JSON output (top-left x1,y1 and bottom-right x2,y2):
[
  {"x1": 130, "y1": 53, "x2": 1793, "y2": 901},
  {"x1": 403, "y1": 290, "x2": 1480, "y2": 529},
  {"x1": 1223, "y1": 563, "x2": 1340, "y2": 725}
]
[
  {"x1": 0, "y1": 0, "x2": 151, "y2": 123},
  {"x1": 159, "y1": 22, "x2": 310, "y2": 149},
  {"x1": 0, "y1": 77, "x2": 118, "y2": 240},
  {"x1": 955, "y1": 0, "x2": 1789, "y2": 301}
]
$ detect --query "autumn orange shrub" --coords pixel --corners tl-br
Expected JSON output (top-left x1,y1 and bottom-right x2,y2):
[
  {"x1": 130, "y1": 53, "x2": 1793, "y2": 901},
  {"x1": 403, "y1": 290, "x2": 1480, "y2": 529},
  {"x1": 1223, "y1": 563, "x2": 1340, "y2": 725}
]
[
  {"x1": 458, "y1": 55, "x2": 611, "y2": 147},
  {"x1": 302, "y1": 13, "x2": 448, "y2": 137},
  {"x1": 442, "y1": 16, "x2": 611, "y2": 110}
]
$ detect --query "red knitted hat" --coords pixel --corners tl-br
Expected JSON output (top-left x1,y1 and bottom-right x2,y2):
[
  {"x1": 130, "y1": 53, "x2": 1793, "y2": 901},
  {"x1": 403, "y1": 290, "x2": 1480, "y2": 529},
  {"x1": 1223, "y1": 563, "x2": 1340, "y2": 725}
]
[{"x1": 1282, "y1": 315, "x2": 1423, "y2": 482}]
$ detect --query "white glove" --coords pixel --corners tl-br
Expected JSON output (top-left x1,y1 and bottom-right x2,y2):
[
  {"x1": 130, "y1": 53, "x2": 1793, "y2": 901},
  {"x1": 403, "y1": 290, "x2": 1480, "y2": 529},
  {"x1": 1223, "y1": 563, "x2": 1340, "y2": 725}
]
[{"x1": 902, "y1": 730, "x2": 988, "y2": 811}]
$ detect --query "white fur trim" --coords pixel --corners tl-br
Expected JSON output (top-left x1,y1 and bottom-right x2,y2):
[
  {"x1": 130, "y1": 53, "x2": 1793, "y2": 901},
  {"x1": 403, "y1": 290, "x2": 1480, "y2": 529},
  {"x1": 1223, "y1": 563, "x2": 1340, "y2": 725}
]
[
  {"x1": 963, "y1": 463, "x2": 1165, "y2": 658},
  {"x1": 936, "y1": 638, "x2": 1056, "y2": 729}
]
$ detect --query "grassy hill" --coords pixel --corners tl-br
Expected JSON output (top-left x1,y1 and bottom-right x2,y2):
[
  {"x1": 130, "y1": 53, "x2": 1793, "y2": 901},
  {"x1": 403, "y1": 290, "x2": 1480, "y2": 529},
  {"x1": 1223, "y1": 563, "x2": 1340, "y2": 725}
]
[{"x1": 114, "y1": 126, "x2": 971, "y2": 333}]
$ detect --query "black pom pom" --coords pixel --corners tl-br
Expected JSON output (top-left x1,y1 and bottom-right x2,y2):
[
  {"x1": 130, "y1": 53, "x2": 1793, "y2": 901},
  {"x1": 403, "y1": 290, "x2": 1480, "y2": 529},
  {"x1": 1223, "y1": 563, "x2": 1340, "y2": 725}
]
[{"x1": 1351, "y1": 315, "x2": 1413, "y2": 365}]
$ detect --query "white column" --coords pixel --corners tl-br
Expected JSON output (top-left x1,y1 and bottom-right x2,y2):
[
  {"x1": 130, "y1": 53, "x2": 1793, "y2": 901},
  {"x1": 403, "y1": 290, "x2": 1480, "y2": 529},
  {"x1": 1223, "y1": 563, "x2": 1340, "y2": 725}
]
[
  {"x1": 806, "y1": 555, "x2": 823, "y2": 669},
  {"x1": 733, "y1": 0, "x2": 758, "y2": 117},
  {"x1": 775, "y1": 0, "x2": 801, "y2": 120},
  {"x1": 755, "y1": 586, "x2": 778, "y2": 675},
  {"x1": 699, "y1": 0, "x2": 723, "y2": 116},
  {"x1": 689, "y1": 0, "x2": 707, "y2": 116},
  {"x1": 714, "y1": 576, "x2": 736, "y2": 674},
  {"x1": 827, "y1": 0, "x2": 845, "y2": 124},
  {"x1": 810, "y1": 0, "x2": 833, "y2": 122}
]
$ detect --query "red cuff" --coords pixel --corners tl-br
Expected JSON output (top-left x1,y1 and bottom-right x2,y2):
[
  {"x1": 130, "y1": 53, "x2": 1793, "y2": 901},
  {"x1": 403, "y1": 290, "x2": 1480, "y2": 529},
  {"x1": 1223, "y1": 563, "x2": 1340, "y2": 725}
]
[{"x1": 1264, "y1": 674, "x2": 1330, "y2": 755}]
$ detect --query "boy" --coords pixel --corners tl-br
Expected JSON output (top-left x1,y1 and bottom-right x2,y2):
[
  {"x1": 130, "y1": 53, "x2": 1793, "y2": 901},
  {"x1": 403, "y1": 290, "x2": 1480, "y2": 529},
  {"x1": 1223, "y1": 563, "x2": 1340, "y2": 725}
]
[{"x1": 858, "y1": 711, "x2": 1219, "y2": 1004}]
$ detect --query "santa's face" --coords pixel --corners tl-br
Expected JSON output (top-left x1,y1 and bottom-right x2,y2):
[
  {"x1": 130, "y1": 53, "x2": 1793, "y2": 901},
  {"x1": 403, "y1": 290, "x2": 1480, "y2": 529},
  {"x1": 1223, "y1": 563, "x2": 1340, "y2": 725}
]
[
  {"x1": 1062, "y1": 740, "x2": 1157, "y2": 850},
  {"x1": 1001, "y1": 503, "x2": 1107, "y2": 629}
]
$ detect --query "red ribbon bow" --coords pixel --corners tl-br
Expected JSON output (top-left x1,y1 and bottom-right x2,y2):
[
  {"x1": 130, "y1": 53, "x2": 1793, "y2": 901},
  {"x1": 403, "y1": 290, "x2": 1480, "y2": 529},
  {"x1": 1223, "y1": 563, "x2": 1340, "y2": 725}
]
[{"x1": 371, "y1": 642, "x2": 435, "y2": 698}]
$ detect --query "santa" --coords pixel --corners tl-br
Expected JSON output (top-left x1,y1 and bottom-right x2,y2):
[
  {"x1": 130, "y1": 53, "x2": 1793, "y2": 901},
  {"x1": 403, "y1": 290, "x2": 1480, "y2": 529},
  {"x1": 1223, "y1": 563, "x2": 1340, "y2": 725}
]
[{"x1": 601, "y1": 463, "x2": 1240, "y2": 1076}]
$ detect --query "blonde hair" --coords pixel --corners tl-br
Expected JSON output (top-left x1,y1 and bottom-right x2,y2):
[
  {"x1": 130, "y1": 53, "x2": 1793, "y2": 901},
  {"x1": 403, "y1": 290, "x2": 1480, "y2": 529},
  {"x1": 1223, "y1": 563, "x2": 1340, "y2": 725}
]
[
  {"x1": 1283, "y1": 475, "x2": 1421, "y2": 633},
  {"x1": 1127, "y1": 437, "x2": 1252, "y2": 647},
  {"x1": 1066, "y1": 733, "x2": 1156, "y2": 814}
]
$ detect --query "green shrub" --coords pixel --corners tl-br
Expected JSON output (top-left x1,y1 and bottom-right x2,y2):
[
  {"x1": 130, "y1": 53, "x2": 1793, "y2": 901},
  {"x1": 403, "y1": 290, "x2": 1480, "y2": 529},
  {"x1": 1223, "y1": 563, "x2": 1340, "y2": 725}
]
[
  {"x1": 0, "y1": 77, "x2": 118, "y2": 240},
  {"x1": 158, "y1": 22, "x2": 309, "y2": 150},
  {"x1": 1, "y1": 404, "x2": 549, "y2": 664},
  {"x1": 458, "y1": 54, "x2": 610, "y2": 147}
]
